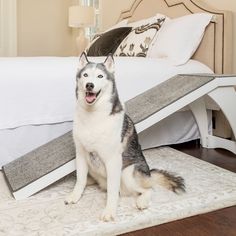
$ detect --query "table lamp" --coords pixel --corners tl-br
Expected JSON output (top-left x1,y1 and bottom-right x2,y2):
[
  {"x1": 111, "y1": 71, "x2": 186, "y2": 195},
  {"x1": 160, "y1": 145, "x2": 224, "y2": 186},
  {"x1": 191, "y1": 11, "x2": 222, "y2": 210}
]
[{"x1": 69, "y1": 5, "x2": 95, "y2": 54}]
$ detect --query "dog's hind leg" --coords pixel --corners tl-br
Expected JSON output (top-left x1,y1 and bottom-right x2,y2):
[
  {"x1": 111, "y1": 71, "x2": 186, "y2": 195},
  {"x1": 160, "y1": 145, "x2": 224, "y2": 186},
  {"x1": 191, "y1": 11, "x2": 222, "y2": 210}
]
[
  {"x1": 136, "y1": 188, "x2": 152, "y2": 210},
  {"x1": 121, "y1": 165, "x2": 152, "y2": 210}
]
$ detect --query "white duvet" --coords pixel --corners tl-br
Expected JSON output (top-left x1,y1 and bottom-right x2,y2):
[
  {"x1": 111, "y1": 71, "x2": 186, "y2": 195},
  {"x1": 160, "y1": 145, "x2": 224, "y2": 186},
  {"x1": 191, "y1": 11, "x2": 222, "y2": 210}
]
[{"x1": 0, "y1": 57, "x2": 212, "y2": 130}]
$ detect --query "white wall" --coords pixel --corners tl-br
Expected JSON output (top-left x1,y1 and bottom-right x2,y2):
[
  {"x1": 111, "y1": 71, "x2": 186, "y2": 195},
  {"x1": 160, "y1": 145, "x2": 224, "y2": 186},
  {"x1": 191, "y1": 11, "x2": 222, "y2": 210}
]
[
  {"x1": 0, "y1": 0, "x2": 17, "y2": 56},
  {"x1": 17, "y1": 0, "x2": 78, "y2": 56},
  {"x1": 100, "y1": 0, "x2": 133, "y2": 30}
]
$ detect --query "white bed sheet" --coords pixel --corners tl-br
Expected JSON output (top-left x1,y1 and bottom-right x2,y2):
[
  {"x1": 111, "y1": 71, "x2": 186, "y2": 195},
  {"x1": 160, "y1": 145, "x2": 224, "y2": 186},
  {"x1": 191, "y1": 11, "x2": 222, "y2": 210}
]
[
  {"x1": 0, "y1": 57, "x2": 213, "y2": 167},
  {"x1": 0, "y1": 57, "x2": 212, "y2": 129}
]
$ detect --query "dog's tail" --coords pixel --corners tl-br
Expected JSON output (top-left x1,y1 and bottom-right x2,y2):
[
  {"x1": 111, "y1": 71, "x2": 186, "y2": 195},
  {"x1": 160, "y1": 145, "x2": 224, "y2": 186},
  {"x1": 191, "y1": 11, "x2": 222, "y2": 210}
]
[{"x1": 148, "y1": 169, "x2": 185, "y2": 194}]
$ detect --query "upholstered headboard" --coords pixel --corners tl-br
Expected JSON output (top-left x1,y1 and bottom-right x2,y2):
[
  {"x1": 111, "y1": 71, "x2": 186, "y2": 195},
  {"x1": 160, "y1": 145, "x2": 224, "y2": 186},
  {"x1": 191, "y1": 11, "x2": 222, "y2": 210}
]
[{"x1": 118, "y1": 0, "x2": 233, "y2": 74}]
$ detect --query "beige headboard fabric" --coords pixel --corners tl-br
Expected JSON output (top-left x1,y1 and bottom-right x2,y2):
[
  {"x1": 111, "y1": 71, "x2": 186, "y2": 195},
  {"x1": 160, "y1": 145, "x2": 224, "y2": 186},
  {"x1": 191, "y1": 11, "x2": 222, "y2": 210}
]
[{"x1": 118, "y1": 0, "x2": 233, "y2": 74}]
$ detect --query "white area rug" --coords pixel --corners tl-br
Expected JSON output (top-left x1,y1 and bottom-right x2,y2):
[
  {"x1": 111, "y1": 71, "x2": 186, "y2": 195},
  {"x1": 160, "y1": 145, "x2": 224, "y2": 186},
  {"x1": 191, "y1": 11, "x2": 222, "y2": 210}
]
[{"x1": 0, "y1": 147, "x2": 236, "y2": 236}]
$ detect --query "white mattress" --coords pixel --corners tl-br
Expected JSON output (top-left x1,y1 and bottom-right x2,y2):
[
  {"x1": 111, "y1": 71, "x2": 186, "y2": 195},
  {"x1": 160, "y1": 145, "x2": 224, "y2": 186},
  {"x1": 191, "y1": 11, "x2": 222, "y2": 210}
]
[
  {"x1": 0, "y1": 57, "x2": 213, "y2": 167},
  {"x1": 0, "y1": 57, "x2": 212, "y2": 129}
]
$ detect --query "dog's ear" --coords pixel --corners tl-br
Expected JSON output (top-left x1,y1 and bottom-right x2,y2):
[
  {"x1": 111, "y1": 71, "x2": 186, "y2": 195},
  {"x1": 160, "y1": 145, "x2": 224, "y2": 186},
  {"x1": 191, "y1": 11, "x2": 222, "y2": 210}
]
[
  {"x1": 78, "y1": 52, "x2": 89, "y2": 69},
  {"x1": 104, "y1": 54, "x2": 114, "y2": 73}
]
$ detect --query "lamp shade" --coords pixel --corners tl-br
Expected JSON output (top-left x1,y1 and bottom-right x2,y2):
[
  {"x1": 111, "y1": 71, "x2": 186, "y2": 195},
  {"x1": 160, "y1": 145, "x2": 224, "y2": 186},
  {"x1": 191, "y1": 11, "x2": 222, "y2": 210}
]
[{"x1": 68, "y1": 6, "x2": 95, "y2": 28}]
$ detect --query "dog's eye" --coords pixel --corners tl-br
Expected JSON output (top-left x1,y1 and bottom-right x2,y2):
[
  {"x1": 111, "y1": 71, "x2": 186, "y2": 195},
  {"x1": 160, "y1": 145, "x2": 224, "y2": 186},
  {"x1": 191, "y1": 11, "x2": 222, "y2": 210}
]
[
  {"x1": 83, "y1": 73, "x2": 88, "y2": 77},
  {"x1": 98, "y1": 74, "x2": 103, "y2": 78}
]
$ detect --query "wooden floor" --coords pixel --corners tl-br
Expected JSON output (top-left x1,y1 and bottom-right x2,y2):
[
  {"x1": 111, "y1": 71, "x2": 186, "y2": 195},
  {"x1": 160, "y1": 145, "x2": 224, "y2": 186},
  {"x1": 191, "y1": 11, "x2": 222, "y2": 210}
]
[{"x1": 121, "y1": 141, "x2": 236, "y2": 236}]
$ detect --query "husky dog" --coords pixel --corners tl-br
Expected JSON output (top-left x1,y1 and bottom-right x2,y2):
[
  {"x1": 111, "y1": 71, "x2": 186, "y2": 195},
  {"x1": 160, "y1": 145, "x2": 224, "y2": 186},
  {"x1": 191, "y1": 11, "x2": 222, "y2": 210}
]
[{"x1": 65, "y1": 53, "x2": 185, "y2": 221}]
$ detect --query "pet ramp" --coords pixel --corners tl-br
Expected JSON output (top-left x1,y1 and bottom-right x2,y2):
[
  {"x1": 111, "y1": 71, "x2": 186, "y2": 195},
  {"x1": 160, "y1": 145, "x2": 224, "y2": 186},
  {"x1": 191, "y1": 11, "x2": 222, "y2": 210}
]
[{"x1": 2, "y1": 74, "x2": 236, "y2": 200}]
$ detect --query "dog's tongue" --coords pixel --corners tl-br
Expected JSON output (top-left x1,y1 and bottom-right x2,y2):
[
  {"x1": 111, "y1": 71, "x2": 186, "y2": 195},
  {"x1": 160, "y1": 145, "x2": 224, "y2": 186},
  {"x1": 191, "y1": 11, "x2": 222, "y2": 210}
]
[{"x1": 85, "y1": 93, "x2": 96, "y2": 103}]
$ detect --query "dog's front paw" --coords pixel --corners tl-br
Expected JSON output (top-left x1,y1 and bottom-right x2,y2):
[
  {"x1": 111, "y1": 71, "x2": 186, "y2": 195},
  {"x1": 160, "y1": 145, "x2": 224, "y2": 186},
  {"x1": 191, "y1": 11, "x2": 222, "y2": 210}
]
[
  {"x1": 64, "y1": 192, "x2": 81, "y2": 205},
  {"x1": 100, "y1": 207, "x2": 116, "y2": 222}
]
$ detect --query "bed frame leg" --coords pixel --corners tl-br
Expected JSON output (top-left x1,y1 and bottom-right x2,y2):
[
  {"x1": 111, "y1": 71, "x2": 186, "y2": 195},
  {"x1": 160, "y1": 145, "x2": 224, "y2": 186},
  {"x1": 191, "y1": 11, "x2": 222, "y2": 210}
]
[
  {"x1": 208, "y1": 87, "x2": 236, "y2": 138},
  {"x1": 188, "y1": 87, "x2": 236, "y2": 154},
  {"x1": 206, "y1": 87, "x2": 236, "y2": 155},
  {"x1": 189, "y1": 98, "x2": 209, "y2": 148},
  {"x1": 189, "y1": 88, "x2": 236, "y2": 155}
]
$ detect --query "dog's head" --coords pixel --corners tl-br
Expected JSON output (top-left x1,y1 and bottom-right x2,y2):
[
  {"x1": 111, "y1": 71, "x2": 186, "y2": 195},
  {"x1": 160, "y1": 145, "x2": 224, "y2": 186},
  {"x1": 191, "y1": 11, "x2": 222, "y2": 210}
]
[{"x1": 76, "y1": 53, "x2": 115, "y2": 106}]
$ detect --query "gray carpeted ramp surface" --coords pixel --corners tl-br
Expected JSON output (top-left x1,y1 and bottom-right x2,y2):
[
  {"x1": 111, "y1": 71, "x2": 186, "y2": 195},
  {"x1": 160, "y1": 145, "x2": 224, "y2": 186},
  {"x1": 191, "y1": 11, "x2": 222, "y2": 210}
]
[
  {"x1": 3, "y1": 132, "x2": 75, "y2": 193},
  {"x1": 125, "y1": 74, "x2": 214, "y2": 124}
]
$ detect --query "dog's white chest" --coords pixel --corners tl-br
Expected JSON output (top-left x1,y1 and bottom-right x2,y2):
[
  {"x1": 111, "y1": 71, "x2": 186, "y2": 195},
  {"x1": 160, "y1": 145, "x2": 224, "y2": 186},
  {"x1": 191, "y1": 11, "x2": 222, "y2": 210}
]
[
  {"x1": 74, "y1": 109, "x2": 124, "y2": 156},
  {"x1": 73, "y1": 105, "x2": 124, "y2": 185}
]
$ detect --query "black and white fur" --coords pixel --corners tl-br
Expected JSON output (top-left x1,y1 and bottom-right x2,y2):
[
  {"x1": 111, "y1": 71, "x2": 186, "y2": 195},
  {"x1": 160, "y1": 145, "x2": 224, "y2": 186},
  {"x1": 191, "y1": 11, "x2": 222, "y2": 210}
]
[{"x1": 65, "y1": 53, "x2": 185, "y2": 221}]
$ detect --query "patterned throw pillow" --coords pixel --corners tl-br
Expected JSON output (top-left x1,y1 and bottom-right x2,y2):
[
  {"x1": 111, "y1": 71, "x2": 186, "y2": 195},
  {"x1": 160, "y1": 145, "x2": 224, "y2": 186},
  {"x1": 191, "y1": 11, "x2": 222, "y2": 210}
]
[{"x1": 114, "y1": 18, "x2": 165, "y2": 57}]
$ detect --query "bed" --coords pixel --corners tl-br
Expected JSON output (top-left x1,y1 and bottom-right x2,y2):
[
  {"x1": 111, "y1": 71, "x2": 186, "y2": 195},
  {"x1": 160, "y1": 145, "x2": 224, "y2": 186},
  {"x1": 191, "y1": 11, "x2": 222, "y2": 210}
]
[{"x1": 0, "y1": 0, "x2": 233, "y2": 168}]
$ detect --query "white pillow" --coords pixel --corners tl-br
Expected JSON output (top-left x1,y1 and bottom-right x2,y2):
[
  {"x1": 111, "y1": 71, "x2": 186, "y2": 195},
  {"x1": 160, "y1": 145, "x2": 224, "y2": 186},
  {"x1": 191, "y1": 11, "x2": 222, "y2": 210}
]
[{"x1": 147, "y1": 13, "x2": 213, "y2": 65}]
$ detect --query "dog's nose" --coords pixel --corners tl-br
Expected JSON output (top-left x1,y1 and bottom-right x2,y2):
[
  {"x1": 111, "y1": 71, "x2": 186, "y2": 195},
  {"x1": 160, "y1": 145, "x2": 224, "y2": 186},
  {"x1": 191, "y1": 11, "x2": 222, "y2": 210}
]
[{"x1": 86, "y1": 83, "x2": 94, "y2": 91}]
